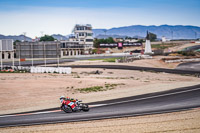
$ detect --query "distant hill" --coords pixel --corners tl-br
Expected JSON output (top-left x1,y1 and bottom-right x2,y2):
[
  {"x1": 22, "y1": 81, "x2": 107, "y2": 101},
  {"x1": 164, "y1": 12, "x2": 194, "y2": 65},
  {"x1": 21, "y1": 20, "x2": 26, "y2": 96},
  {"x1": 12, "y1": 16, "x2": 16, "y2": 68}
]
[
  {"x1": 93, "y1": 25, "x2": 200, "y2": 39},
  {"x1": 1, "y1": 25, "x2": 199, "y2": 41},
  {"x1": 0, "y1": 34, "x2": 32, "y2": 41},
  {"x1": 51, "y1": 34, "x2": 68, "y2": 41},
  {"x1": 0, "y1": 34, "x2": 69, "y2": 41},
  {"x1": 95, "y1": 34, "x2": 144, "y2": 39}
]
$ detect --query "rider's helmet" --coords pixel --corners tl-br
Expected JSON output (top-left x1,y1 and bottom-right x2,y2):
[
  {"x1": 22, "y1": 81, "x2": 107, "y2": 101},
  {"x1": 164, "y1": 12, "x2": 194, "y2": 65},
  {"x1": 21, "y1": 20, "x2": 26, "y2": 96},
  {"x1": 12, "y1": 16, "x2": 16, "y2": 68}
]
[
  {"x1": 71, "y1": 98, "x2": 75, "y2": 102},
  {"x1": 60, "y1": 96, "x2": 65, "y2": 100},
  {"x1": 66, "y1": 97, "x2": 70, "y2": 100}
]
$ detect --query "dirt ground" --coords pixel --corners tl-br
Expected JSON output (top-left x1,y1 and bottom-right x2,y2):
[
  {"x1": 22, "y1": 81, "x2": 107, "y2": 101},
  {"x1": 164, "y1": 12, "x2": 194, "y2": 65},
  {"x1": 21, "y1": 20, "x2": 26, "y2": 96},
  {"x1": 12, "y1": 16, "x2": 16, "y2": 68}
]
[
  {"x1": 0, "y1": 65, "x2": 199, "y2": 114},
  {"x1": 1, "y1": 108, "x2": 200, "y2": 133},
  {"x1": 1, "y1": 45, "x2": 200, "y2": 132}
]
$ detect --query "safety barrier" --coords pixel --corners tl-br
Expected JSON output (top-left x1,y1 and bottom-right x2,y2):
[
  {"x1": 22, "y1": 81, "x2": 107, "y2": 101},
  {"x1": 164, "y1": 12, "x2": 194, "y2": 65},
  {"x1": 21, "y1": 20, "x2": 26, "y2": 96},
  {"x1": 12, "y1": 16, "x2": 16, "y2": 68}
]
[{"x1": 30, "y1": 67, "x2": 71, "y2": 74}]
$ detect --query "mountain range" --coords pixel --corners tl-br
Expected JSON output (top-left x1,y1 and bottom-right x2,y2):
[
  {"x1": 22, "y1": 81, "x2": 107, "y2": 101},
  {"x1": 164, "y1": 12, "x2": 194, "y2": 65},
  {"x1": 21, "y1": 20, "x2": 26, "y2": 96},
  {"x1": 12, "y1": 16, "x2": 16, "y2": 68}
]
[
  {"x1": 0, "y1": 25, "x2": 200, "y2": 41},
  {"x1": 0, "y1": 34, "x2": 32, "y2": 41},
  {"x1": 93, "y1": 25, "x2": 200, "y2": 39}
]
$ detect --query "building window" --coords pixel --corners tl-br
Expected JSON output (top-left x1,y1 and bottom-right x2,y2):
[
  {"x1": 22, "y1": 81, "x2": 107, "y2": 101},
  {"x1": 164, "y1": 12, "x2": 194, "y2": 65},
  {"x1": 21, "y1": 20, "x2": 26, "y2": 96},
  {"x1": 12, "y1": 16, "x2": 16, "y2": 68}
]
[
  {"x1": 87, "y1": 33, "x2": 93, "y2": 36},
  {"x1": 86, "y1": 27, "x2": 92, "y2": 30},
  {"x1": 77, "y1": 27, "x2": 84, "y2": 30},
  {"x1": 79, "y1": 33, "x2": 85, "y2": 36},
  {"x1": 86, "y1": 39, "x2": 93, "y2": 42}
]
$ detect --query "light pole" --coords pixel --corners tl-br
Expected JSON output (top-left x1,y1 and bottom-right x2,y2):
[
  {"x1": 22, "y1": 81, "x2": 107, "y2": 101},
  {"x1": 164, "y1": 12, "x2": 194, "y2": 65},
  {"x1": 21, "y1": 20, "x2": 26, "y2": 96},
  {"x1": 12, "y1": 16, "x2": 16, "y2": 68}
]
[
  {"x1": 44, "y1": 43, "x2": 46, "y2": 67},
  {"x1": 171, "y1": 30, "x2": 173, "y2": 44},
  {"x1": 0, "y1": 41, "x2": 2, "y2": 70},
  {"x1": 18, "y1": 44, "x2": 21, "y2": 66},
  {"x1": 103, "y1": 29, "x2": 107, "y2": 39},
  {"x1": 194, "y1": 31, "x2": 197, "y2": 40},
  {"x1": 23, "y1": 32, "x2": 26, "y2": 42},
  {"x1": 31, "y1": 43, "x2": 34, "y2": 67},
  {"x1": 57, "y1": 43, "x2": 59, "y2": 68},
  {"x1": 12, "y1": 40, "x2": 14, "y2": 68},
  {"x1": 40, "y1": 31, "x2": 44, "y2": 38}
]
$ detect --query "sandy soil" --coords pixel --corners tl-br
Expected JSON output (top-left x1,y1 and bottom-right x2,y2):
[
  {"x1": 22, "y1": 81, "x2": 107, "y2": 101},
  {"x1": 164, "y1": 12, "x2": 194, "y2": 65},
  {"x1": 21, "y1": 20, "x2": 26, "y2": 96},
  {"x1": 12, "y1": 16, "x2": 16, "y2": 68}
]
[
  {"x1": 1, "y1": 108, "x2": 200, "y2": 133},
  {"x1": 1, "y1": 43, "x2": 200, "y2": 132},
  {"x1": 0, "y1": 67, "x2": 199, "y2": 115}
]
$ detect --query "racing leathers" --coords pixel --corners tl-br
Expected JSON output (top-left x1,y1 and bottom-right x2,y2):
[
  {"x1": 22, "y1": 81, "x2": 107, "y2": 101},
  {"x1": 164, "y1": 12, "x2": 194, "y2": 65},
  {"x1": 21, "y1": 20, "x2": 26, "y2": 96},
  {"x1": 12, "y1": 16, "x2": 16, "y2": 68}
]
[{"x1": 60, "y1": 98, "x2": 78, "y2": 111}]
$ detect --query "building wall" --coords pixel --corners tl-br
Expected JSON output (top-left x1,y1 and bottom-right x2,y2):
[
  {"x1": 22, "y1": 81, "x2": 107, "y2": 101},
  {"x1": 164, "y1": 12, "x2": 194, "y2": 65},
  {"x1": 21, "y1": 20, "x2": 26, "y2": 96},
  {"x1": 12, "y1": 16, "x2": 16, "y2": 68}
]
[
  {"x1": 0, "y1": 39, "x2": 13, "y2": 51},
  {"x1": 60, "y1": 40, "x2": 90, "y2": 57},
  {"x1": 0, "y1": 39, "x2": 14, "y2": 60}
]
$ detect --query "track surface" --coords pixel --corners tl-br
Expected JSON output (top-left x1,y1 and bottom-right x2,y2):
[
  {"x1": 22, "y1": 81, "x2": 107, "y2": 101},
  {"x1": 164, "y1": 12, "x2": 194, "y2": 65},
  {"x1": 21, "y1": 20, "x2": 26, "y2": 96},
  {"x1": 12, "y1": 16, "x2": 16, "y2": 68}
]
[
  {"x1": 1, "y1": 60, "x2": 200, "y2": 128},
  {"x1": 176, "y1": 61, "x2": 200, "y2": 71},
  {"x1": 3, "y1": 56, "x2": 128, "y2": 66},
  {"x1": 66, "y1": 65, "x2": 200, "y2": 75},
  {"x1": 0, "y1": 84, "x2": 200, "y2": 128}
]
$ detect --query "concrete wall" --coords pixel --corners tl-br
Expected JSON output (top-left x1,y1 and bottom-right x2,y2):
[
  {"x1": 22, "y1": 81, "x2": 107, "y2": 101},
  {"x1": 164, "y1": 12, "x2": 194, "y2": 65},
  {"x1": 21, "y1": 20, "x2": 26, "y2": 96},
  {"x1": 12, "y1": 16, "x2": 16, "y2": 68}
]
[
  {"x1": 0, "y1": 39, "x2": 14, "y2": 61},
  {"x1": 30, "y1": 67, "x2": 71, "y2": 74},
  {"x1": 0, "y1": 39, "x2": 13, "y2": 51}
]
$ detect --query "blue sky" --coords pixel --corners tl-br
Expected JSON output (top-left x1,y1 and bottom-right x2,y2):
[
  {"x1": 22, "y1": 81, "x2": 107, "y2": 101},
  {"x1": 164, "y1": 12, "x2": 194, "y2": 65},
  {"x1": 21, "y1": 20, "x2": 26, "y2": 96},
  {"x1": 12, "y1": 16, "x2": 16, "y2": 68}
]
[{"x1": 0, "y1": 0, "x2": 199, "y2": 38}]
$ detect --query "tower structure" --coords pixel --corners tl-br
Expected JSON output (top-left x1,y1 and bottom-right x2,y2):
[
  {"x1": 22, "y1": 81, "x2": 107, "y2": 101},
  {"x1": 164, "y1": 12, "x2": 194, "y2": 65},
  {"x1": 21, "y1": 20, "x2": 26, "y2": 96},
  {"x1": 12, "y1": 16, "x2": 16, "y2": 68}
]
[
  {"x1": 144, "y1": 31, "x2": 153, "y2": 55},
  {"x1": 72, "y1": 24, "x2": 93, "y2": 49}
]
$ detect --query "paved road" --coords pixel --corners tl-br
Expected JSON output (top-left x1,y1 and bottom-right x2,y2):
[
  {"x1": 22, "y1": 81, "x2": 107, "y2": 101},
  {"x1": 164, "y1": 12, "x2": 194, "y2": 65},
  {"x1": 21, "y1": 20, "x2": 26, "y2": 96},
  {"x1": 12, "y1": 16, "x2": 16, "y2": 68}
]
[
  {"x1": 176, "y1": 62, "x2": 200, "y2": 71},
  {"x1": 0, "y1": 84, "x2": 200, "y2": 128},
  {"x1": 2, "y1": 56, "x2": 129, "y2": 66},
  {"x1": 66, "y1": 65, "x2": 200, "y2": 75}
]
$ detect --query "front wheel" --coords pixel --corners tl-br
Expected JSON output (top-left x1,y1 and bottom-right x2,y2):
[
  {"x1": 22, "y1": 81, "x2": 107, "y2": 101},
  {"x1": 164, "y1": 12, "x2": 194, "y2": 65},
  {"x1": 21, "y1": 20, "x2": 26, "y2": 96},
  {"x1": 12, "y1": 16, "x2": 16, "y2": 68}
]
[
  {"x1": 62, "y1": 105, "x2": 72, "y2": 113},
  {"x1": 82, "y1": 104, "x2": 89, "y2": 112}
]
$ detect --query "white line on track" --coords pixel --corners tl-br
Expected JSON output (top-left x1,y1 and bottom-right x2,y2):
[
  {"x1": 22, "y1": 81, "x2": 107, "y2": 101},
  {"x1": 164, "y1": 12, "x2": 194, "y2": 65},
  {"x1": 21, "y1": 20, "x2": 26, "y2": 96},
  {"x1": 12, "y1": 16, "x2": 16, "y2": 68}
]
[{"x1": 94, "y1": 87, "x2": 200, "y2": 107}]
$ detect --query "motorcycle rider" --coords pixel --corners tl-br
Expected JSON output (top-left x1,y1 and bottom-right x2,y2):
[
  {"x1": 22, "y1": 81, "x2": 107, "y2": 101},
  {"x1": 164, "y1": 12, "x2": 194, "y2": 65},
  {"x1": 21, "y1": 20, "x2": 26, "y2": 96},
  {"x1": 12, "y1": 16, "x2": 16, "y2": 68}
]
[{"x1": 60, "y1": 96, "x2": 78, "y2": 111}]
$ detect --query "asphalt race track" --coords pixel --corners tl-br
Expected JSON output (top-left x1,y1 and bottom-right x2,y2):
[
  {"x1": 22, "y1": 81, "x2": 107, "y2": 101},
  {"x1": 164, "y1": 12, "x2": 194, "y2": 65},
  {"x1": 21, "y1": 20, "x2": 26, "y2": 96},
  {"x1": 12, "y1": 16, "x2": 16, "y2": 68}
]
[
  {"x1": 66, "y1": 65, "x2": 200, "y2": 75},
  {"x1": 1, "y1": 59, "x2": 200, "y2": 128},
  {"x1": 176, "y1": 62, "x2": 200, "y2": 71},
  {"x1": 2, "y1": 56, "x2": 129, "y2": 66},
  {"x1": 0, "y1": 84, "x2": 200, "y2": 128}
]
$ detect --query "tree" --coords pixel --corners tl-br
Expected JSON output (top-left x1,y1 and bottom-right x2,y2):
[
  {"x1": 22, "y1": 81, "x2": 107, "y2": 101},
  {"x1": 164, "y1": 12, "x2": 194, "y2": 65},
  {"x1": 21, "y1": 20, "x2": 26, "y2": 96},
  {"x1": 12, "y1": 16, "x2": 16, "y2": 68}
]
[
  {"x1": 40, "y1": 35, "x2": 55, "y2": 41},
  {"x1": 107, "y1": 37, "x2": 115, "y2": 44},
  {"x1": 93, "y1": 38, "x2": 100, "y2": 48},
  {"x1": 148, "y1": 32, "x2": 157, "y2": 41},
  {"x1": 93, "y1": 37, "x2": 115, "y2": 48},
  {"x1": 14, "y1": 40, "x2": 21, "y2": 46}
]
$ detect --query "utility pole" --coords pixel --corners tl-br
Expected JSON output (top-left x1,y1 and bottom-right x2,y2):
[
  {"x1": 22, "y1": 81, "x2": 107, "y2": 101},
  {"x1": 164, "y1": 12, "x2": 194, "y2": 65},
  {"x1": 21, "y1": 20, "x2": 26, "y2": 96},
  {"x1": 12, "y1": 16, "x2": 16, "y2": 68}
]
[
  {"x1": 171, "y1": 30, "x2": 173, "y2": 44},
  {"x1": 0, "y1": 42, "x2": 2, "y2": 70},
  {"x1": 41, "y1": 31, "x2": 44, "y2": 37},
  {"x1": 12, "y1": 40, "x2": 14, "y2": 68},
  {"x1": 18, "y1": 44, "x2": 21, "y2": 66},
  {"x1": 44, "y1": 43, "x2": 46, "y2": 67},
  {"x1": 194, "y1": 31, "x2": 197, "y2": 40},
  {"x1": 23, "y1": 32, "x2": 26, "y2": 42},
  {"x1": 57, "y1": 43, "x2": 59, "y2": 68},
  {"x1": 103, "y1": 29, "x2": 107, "y2": 39},
  {"x1": 31, "y1": 43, "x2": 34, "y2": 67}
]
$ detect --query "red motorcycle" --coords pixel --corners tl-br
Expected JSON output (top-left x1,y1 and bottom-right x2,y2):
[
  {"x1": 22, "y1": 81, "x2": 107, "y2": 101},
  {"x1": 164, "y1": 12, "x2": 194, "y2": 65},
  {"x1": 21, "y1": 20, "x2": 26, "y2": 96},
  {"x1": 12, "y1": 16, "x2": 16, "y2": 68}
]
[{"x1": 60, "y1": 98, "x2": 89, "y2": 113}]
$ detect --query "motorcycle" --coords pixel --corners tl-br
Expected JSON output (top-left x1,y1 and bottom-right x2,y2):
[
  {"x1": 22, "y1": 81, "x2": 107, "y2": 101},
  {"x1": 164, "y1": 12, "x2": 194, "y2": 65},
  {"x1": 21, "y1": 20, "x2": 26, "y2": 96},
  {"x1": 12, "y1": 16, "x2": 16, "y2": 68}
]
[{"x1": 60, "y1": 99, "x2": 89, "y2": 113}]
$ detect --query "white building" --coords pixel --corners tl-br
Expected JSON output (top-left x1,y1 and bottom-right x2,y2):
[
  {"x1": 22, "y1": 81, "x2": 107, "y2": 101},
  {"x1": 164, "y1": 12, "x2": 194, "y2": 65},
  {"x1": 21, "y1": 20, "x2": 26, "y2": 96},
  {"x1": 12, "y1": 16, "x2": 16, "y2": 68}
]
[
  {"x1": 0, "y1": 39, "x2": 14, "y2": 60},
  {"x1": 64, "y1": 24, "x2": 94, "y2": 55},
  {"x1": 162, "y1": 36, "x2": 170, "y2": 42},
  {"x1": 72, "y1": 24, "x2": 93, "y2": 48},
  {"x1": 0, "y1": 39, "x2": 15, "y2": 68}
]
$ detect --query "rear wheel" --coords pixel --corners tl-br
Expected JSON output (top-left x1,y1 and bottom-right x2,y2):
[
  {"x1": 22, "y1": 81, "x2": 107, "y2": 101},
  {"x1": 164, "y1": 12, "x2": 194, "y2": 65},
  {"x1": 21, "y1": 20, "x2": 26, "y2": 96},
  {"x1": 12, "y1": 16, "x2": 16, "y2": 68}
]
[{"x1": 62, "y1": 105, "x2": 72, "y2": 113}]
